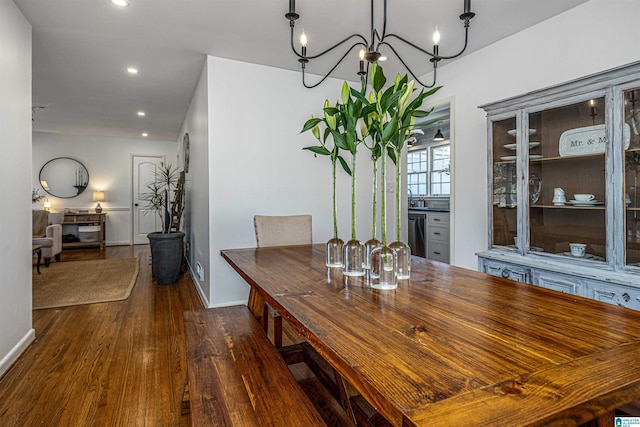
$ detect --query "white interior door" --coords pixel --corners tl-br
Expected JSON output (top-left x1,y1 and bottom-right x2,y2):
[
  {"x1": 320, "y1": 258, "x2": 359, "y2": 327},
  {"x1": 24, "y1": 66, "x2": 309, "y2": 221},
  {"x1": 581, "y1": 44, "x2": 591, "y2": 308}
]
[{"x1": 132, "y1": 155, "x2": 165, "y2": 244}]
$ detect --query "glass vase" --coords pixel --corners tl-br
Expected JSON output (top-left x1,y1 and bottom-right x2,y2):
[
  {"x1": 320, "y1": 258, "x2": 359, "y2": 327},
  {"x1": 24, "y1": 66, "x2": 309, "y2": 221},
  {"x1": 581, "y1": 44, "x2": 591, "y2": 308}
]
[
  {"x1": 326, "y1": 237, "x2": 344, "y2": 268},
  {"x1": 389, "y1": 241, "x2": 411, "y2": 280},
  {"x1": 370, "y1": 245, "x2": 397, "y2": 289},
  {"x1": 364, "y1": 238, "x2": 382, "y2": 270},
  {"x1": 343, "y1": 239, "x2": 365, "y2": 277}
]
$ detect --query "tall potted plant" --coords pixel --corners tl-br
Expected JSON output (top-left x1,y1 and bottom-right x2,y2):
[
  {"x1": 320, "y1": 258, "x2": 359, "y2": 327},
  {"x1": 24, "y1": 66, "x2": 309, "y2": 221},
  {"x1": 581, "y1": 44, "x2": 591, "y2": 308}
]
[{"x1": 140, "y1": 164, "x2": 185, "y2": 285}]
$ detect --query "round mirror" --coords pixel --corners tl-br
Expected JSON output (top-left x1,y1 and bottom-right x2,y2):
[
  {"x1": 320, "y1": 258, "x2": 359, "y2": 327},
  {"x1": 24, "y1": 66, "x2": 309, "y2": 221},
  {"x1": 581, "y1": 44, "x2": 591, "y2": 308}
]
[{"x1": 39, "y1": 157, "x2": 90, "y2": 198}]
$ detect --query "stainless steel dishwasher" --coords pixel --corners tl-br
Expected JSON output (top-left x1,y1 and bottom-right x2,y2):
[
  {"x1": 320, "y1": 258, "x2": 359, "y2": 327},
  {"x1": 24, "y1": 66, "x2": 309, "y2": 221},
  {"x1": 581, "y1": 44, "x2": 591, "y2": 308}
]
[{"x1": 408, "y1": 212, "x2": 426, "y2": 258}]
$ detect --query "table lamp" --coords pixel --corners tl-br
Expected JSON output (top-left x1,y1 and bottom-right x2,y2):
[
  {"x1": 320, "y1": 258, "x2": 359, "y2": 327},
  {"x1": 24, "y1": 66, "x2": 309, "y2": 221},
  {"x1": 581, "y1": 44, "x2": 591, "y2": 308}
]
[
  {"x1": 43, "y1": 198, "x2": 51, "y2": 212},
  {"x1": 93, "y1": 190, "x2": 105, "y2": 213}
]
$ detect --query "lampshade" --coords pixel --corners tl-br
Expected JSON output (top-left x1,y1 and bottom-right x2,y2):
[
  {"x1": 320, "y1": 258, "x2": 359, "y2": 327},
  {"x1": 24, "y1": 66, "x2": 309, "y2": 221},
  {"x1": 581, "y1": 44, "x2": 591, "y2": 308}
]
[
  {"x1": 434, "y1": 129, "x2": 445, "y2": 141},
  {"x1": 43, "y1": 199, "x2": 51, "y2": 211},
  {"x1": 92, "y1": 191, "x2": 105, "y2": 202}
]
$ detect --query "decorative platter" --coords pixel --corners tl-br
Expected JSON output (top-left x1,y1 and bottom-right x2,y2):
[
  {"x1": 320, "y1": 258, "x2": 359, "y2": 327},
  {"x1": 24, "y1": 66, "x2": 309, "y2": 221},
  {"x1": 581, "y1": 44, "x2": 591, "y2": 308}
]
[{"x1": 559, "y1": 123, "x2": 630, "y2": 157}]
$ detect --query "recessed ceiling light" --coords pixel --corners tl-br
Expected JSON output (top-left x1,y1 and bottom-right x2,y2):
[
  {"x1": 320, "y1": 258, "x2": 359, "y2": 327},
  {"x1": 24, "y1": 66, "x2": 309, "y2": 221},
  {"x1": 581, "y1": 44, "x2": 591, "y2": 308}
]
[
  {"x1": 137, "y1": 111, "x2": 145, "y2": 116},
  {"x1": 142, "y1": 133, "x2": 148, "y2": 137},
  {"x1": 111, "y1": 0, "x2": 129, "y2": 7},
  {"x1": 127, "y1": 67, "x2": 138, "y2": 74}
]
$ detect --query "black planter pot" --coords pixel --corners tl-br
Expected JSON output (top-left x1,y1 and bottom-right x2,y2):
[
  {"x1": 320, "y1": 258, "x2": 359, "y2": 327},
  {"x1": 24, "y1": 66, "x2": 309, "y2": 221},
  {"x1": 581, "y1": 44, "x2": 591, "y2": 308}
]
[{"x1": 148, "y1": 231, "x2": 185, "y2": 285}]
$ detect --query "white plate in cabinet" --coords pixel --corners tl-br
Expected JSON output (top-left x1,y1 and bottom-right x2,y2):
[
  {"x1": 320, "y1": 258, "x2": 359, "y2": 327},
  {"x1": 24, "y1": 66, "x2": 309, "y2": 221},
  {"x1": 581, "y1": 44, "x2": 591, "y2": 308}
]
[
  {"x1": 586, "y1": 281, "x2": 640, "y2": 311},
  {"x1": 481, "y1": 259, "x2": 532, "y2": 283},
  {"x1": 533, "y1": 271, "x2": 585, "y2": 297}
]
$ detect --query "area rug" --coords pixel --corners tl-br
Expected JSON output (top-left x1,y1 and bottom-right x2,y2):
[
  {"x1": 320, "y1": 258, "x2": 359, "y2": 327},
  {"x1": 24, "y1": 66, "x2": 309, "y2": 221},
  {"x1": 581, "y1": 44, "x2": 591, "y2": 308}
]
[{"x1": 33, "y1": 258, "x2": 139, "y2": 309}]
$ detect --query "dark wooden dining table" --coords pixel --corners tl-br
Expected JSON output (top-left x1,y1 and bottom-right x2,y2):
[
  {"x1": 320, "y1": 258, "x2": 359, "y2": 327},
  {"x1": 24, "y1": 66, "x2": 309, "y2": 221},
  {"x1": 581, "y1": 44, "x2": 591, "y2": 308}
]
[{"x1": 221, "y1": 244, "x2": 640, "y2": 426}]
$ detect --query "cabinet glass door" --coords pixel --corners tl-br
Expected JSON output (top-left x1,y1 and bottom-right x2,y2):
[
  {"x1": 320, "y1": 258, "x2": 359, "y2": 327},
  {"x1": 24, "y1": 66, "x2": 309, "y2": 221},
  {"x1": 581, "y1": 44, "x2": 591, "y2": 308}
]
[
  {"x1": 491, "y1": 117, "x2": 517, "y2": 248},
  {"x1": 625, "y1": 87, "x2": 640, "y2": 266},
  {"x1": 528, "y1": 97, "x2": 607, "y2": 262}
]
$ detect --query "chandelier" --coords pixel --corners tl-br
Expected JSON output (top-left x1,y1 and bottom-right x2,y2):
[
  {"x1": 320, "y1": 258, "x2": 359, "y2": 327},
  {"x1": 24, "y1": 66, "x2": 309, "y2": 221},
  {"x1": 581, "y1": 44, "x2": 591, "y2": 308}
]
[{"x1": 285, "y1": 0, "x2": 475, "y2": 88}]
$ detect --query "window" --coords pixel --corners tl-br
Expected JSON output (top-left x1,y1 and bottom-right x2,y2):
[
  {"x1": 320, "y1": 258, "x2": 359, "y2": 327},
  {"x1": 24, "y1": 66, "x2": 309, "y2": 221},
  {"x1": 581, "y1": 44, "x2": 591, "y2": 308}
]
[
  {"x1": 407, "y1": 143, "x2": 450, "y2": 197},
  {"x1": 430, "y1": 144, "x2": 450, "y2": 196}
]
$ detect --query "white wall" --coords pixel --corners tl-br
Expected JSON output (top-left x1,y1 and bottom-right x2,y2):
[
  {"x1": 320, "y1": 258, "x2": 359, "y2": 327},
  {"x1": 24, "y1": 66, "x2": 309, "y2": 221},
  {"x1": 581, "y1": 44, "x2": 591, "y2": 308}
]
[
  {"x1": 205, "y1": 57, "x2": 379, "y2": 306},
  {"x1": 0, "y1": 0, "x2": 33, "y2": 377},
  {"x1": 425, "y1": 0, "x2": 640, "y2": 269},
  {"x1": 180, "y1": 61, "x2": 211, "y2": 305},
  {"x1": 33, "y1": 132, "x2": 177, "y2": 245}
]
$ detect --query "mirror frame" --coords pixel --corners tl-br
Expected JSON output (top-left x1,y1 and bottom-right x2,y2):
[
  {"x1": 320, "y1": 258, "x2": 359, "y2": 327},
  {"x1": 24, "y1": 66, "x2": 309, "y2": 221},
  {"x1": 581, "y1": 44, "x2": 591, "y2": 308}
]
[{"x1": 39, "y1": 157, "x2": 90, "y2": 199}]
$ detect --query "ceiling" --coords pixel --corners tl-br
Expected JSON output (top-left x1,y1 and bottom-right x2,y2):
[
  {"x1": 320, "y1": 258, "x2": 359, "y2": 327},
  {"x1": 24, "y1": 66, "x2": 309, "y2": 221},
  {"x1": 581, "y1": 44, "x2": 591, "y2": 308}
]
[{"x1": 16, "y1": 0, "x2": 589, "y2": 142}]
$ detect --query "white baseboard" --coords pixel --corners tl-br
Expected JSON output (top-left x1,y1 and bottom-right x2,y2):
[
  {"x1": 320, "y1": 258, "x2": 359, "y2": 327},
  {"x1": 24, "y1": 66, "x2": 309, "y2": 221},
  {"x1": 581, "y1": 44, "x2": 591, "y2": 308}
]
[
  {"x1": 185, "y1": 262, "x2": 246, "y2": 309},
  {"x1": 187, "y1": 262, "x2": 210, "y2": 308},
  {"x1": 208, "y1": 299, "x2": 248, "y2": 308},
  {"x1": 105, "y1": 241, "x2": 131, "y2": 247},
  {"x1": 0, "y1": 328, "x2": 35, "y2": 379}
]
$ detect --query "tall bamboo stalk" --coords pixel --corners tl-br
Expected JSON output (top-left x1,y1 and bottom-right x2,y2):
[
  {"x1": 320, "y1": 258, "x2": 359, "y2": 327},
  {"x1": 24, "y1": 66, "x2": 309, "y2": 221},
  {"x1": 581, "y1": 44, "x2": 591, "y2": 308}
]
[
  {"x1": 381, "y1": 145, "x2": 388, "y2": 246},
  {"x1": 371, "y1": 157, "x2": 378, "y2": 240},
  {"x1": 395, "y1": 147, "x2": 402, "y2": 241},
  {"x1": 351, "y1": 154, "x2": 357, "y2": 240},
  {"x1": 332, "y1": 158, "x2": 339, "y2": 239}
]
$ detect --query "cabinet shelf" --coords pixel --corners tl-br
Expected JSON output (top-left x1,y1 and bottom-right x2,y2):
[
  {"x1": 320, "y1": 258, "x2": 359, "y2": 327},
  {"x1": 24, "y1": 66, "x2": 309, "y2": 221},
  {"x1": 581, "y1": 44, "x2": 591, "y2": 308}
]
[
  {"x1": 494, "y1": 152, "x2": 606, "y2": 165},
  {"x1": 531, "y1": 204, "x2": 605, "y2": 210}
]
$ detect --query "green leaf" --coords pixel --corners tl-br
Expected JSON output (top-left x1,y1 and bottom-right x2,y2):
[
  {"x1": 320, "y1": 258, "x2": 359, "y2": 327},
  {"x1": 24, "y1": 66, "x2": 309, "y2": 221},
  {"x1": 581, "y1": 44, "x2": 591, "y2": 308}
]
[
  {"x1": 372, "y1": 63, "x2": 387, "y2": 93},
  {"x1": 350, "y1": 87, "x2": 369, "y2": 105},
  {"x1": 301, "y1": 117, "x2": 323, "y2": 133},
  {"x1": 387, "y1": 146, "x2": 397, "y2": 165},
  {"x1": 323, "y1": 127, "x2": 331, "y2": 143},
  {"x1": 323, "y1": 107, "x2": 340, "y2": 116},
  {"x1": 331, "y1": 130, "x2": 349, "y2": 150},
  {"x1": 381, "y1": 115, "x2": 398, "y2": 142},
  {"x1": 410, "y1": 109, "x2": 431, "y2": 118},
  {"x1": 303, "y1": 145, "x2": 331, "y2": 156},
  {"x1": 361, "y1": 104, "x2": 377, "y2": 117},
  {"x1": 423, "y1": 85, "x2": 443, "y2": 98},
  {"x1": 338, "y1": 155, "x2": 352, "y2": 176},
  {"x1": 381, "y1": 90, "x2": 402, "y2": 114}
]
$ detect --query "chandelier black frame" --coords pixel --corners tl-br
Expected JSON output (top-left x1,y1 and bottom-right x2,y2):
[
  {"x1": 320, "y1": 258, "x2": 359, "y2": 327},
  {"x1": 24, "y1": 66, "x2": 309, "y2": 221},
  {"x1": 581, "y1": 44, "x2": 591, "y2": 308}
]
[{"x1": 285, "y1": 0, "x2": 475, "y2": 88}]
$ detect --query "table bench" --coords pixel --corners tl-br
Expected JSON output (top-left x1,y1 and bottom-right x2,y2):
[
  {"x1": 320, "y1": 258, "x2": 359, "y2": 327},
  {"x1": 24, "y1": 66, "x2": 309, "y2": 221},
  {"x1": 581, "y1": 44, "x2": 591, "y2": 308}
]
[{"x1": 184, "y1": 305, "x2": 327, "y2": 426}]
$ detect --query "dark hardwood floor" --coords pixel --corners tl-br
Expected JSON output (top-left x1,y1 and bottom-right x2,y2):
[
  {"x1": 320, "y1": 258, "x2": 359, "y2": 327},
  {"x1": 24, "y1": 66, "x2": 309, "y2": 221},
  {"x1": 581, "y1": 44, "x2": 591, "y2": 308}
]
[{"x1": 0, "y1": 245, "x2": 203, "y2": 426}]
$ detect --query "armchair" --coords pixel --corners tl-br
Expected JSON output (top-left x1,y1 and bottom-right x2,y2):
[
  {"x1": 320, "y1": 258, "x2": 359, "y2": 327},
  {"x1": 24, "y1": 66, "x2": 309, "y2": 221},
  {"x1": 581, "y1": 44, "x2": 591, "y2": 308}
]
[{"x1": 32, "y1": 211, "x2": 64, "y2": 266}]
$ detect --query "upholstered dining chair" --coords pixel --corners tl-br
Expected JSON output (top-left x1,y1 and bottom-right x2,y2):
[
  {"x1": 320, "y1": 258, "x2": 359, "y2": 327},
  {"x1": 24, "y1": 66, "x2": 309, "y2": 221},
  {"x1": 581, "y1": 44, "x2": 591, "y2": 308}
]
[{"x1": 253, "y1": 214, "x2": 312, "y2": 347}]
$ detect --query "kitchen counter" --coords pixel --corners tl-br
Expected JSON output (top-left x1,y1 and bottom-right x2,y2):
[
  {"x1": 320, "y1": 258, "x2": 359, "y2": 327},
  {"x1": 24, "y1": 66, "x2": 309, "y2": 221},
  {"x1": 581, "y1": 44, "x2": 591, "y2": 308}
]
[{"x1": 408, "y1": 207, "x2": 450, "y2": 212}]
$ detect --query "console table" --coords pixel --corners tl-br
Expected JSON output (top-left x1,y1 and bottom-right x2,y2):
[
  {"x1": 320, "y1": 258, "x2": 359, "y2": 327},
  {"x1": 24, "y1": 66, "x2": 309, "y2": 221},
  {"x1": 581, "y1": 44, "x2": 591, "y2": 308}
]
[{"x1": 62, "y1": 213, "x2": 106, "y2": 250}]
